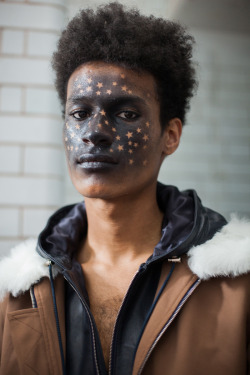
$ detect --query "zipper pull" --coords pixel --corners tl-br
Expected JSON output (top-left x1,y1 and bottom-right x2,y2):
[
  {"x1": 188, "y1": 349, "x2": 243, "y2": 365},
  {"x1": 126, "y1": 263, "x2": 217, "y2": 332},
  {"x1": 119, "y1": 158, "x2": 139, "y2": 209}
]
[{"x1": 168, "y1": 256, "x2": 181, "y2": 263}]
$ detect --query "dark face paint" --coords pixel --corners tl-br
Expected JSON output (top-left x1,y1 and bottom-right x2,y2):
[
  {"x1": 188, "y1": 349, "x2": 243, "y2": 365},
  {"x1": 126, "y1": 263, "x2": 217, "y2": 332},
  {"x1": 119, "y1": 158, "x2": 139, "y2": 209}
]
[{"x1": 65, "y1": 62, "x2": 166, "y2": 199}]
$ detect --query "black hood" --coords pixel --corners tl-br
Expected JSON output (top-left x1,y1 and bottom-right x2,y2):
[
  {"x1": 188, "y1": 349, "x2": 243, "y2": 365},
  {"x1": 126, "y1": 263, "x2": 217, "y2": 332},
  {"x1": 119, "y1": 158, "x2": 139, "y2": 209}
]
[{"x1": 37, "y1": 183, "x2": 227, "y2": 270}]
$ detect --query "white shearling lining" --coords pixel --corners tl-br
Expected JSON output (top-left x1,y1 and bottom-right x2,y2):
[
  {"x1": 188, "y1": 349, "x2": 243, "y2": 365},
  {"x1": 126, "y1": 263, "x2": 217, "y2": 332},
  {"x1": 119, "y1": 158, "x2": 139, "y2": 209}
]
[
  {"x1": 188, "y1": 215, "x2": 250, "y2": 280},
  {"x1": 0, "y1": 239, "x2": 56, "y2": 301}
]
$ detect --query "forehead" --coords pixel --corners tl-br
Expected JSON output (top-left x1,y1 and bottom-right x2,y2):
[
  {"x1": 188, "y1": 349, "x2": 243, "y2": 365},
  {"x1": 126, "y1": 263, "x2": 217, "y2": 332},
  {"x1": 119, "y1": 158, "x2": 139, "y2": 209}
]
[{"x1": 67, "y1": 62, "x2": 158, "y2": 100}]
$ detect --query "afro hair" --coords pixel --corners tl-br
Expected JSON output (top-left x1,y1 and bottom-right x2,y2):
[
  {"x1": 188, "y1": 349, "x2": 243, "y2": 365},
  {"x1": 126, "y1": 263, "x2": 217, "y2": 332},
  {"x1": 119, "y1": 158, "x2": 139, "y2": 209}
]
[{"x1": 52, "y1": 2, "x2": 197, "y2": 126}]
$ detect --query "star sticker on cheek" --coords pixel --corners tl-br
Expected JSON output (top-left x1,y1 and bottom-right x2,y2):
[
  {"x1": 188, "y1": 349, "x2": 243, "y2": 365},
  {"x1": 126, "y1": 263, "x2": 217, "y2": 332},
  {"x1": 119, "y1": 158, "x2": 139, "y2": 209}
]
[
  {"x1": 106, "y1": 89, "x2": 112, "y2": 95},
  {"x1": 116, "y1": 135, "x2": 121, "y2": 140},
  {"x1": 143, "y1": 134, "x2": 149, "y2": 141},
  {"x1": 97, "y1": 82, "x2": 103, "y2": 88},
  {"x1": 118, "y1": 144, "x2": 124, "y2": 151},
  {"x1": 96, "y1": 91, "x2": 101, "y2": 96},
  {"x1": 100, "y1": 110, "x2": 106, "y2": 116},
  {"x1": 126, "y1": 131, "x2": 133, "y2": 139}
]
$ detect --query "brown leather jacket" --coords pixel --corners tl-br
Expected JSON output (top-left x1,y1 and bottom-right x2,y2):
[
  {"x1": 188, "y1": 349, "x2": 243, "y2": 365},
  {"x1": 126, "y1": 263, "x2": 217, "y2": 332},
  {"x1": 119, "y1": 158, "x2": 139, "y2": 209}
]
[{"x1": 0, "y1": 243, "x2": 250, "y2": 375}]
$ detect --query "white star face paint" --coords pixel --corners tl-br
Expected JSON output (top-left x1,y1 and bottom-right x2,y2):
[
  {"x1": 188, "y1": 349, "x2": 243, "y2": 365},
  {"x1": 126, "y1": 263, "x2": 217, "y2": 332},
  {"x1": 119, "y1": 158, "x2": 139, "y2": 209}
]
[{"x1": 64, "y1": 62, "x2": 167, "y2": 199}]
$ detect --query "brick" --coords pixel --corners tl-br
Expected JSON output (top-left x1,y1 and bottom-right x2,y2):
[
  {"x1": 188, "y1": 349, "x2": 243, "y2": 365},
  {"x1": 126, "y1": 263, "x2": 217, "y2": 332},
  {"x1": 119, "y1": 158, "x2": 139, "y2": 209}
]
[
  {"x1": 30, "y1": 0, "x2": 67, "y2": 7},
  {"x1": 23, "y1": 208, "x2": 55, "y2": 237},
  {"x1": 25, "y1": 88, "x2": 61, "y2": 116},
  {"x1": 0, "y1": 87, "x2": 22, "y2": 113},
  {"x1": 27, "y1": 31, "x2": 58, "y2": 57},
  {"x1": 24, "y1": 146, "x2": 63, "y2": 176},
  {"x1": 0, "y1": 176, "x2": 63, "y2": 206},
  {"x1": 0, "y1": 145, "x2": 21, "y2": 173},
  {"x1": 0, "y1": 115, "x2": 63, "y2": 145},
  {"x1": 0, "y1": 3, "x2": 65, "y2": 31},
  {"x1": 0, "y1": 208, "x2": 19, "y2": 236},
  {"x1": 0, "y1": 58, "x2": 53, "y2": 85},
  {"x1": 2, "y1": 30, "x2": 24, "y2": 55}
]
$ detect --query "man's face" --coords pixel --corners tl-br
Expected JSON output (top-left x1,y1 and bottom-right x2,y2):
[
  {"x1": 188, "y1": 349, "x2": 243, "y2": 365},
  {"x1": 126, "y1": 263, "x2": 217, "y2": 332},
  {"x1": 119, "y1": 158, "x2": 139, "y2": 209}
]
[{"x1": 65, "y1": 62, "x2": 168, "y2": 199}]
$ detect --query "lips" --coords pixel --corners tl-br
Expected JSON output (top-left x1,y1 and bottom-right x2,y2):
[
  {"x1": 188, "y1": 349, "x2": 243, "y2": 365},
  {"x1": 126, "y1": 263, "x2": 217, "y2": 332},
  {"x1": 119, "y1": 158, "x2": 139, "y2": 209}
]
[{"x1": 77, "y1": 153, "x2": 118, "y2": 165}]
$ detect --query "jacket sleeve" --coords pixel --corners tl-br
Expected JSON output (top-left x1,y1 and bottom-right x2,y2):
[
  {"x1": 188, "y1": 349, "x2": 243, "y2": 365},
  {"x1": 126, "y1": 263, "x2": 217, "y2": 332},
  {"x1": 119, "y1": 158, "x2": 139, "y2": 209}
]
[{"x1": 0, "y1": 296, "x2": 8, "y2": 372}]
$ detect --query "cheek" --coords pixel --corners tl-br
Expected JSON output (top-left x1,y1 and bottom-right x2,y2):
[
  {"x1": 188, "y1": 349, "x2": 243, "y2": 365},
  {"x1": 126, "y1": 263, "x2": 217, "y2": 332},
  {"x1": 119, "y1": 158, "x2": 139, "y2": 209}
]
[
  {"x1": 110, "y1": 120, "x2": 152, "y2": 167},
  {"x1": 63, "y1": 120, "x2": 86, "y2": 161}
]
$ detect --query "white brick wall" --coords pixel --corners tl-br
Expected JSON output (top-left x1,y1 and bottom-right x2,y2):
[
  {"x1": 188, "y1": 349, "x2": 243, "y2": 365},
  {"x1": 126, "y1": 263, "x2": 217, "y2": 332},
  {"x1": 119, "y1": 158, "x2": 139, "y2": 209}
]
[
  {"x1": 0, "y1": 87, "x2": 23, "y2": 112},
  {"x1": 0, "y1": 0, "x2": 66, "y2": 255},
  {"x1": 27, "y1": 32, "x2": 59, "y2": 57},
  {"x1": 2, "y1": 30, "x2": 25, "y2": 55},
  {"x1": 159, "y1": 30, "x2": 250, "y2": 220}
]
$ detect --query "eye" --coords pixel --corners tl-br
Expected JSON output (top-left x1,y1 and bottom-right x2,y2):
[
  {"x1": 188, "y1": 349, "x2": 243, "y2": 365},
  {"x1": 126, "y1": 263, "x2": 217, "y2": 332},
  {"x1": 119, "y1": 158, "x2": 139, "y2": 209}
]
[
  {"x1": 71, "y1": 110, "x2": 90, "y2": 120},
  {"x1": 117, "y1": 110, "x2": 139, "y2": 120}
]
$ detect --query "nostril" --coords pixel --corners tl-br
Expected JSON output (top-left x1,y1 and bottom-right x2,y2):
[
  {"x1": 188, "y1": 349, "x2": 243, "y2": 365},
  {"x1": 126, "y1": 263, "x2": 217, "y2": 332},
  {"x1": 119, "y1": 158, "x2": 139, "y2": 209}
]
[
  {"x1": 82, "y1": 138, "x2": 91, "y2": 144},
  {"x1": 82, "y1": 131, "x2": 113, "y2": 146}
]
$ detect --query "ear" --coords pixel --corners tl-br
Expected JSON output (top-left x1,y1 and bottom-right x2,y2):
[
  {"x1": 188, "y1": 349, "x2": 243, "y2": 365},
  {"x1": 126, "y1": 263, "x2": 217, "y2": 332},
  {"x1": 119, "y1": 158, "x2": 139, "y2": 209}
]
[{"x1": 162, "y1": 118, "x2": 182, "y2": 156}]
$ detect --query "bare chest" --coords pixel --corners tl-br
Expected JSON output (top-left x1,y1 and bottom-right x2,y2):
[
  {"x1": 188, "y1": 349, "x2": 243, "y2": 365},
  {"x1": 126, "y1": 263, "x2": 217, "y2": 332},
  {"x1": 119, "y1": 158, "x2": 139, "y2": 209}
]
[
  {"x1": 90, "y1": 292, "x2": 123, "y2": 368},
  {"x1": 82, "y1": 267, "x2": 130, "y2": 369}
]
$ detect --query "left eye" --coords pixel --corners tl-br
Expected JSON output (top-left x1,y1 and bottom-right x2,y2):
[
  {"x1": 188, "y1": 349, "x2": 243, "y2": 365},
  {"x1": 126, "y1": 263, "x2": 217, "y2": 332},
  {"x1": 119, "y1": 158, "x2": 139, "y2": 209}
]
[
  {"x1": 117, "y1": 111, "x2": 139, "y2": 120},
  {"x1": 71, "y1": 111, "x2": 89, "y2": 120}
]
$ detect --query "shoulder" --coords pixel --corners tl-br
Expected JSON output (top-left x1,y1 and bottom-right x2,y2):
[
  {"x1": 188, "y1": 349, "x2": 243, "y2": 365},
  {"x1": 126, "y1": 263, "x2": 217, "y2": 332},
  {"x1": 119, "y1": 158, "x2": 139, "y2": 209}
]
[
  {"x1": 0, "y1": 238, "x2": 55, "y2": 302},
  {"x1": 188, "y1": 215, "x2": 250, "y2": 280}
]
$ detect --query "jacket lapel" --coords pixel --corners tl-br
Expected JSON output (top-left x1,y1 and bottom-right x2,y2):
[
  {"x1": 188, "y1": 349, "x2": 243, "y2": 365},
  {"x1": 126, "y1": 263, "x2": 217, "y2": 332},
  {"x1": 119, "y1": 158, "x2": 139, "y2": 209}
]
[{"x1": 133, "y1": 258, "x2": 200, "y2": 375}]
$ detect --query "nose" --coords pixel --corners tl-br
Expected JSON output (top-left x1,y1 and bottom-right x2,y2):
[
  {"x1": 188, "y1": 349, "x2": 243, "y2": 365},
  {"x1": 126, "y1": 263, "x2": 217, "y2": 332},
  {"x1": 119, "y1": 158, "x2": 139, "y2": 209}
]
[{"x1": 82, "y1": 118, "x2": 113, "y2": 147}]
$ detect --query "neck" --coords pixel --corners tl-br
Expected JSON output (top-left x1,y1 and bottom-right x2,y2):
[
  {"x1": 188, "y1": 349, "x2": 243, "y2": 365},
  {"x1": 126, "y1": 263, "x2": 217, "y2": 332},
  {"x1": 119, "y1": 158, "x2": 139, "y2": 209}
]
[{"x1": 78, "y1": 183, "x2": 163, "y2": 265}]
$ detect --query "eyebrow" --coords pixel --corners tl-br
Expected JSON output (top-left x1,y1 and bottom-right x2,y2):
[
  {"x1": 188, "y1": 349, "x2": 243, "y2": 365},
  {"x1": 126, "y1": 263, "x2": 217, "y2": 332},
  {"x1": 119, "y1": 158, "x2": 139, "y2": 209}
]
[{"x1": 66, "y1": 94, "x2": 147, "y2": 106}]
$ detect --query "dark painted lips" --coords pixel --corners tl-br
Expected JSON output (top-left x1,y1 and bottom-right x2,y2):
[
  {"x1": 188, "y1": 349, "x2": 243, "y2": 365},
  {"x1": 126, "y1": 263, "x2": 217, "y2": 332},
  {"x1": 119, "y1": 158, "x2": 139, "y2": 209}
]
[{"x1": 77, "y1": 154, "x2": 118, "y2": 165}]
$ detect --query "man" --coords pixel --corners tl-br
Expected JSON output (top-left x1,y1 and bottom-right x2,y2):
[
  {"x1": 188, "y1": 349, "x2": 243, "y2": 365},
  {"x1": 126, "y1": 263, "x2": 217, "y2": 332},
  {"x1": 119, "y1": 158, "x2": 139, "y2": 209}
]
[{"x1": 0, "y1": 3, "x2": 249, "y2": 375}]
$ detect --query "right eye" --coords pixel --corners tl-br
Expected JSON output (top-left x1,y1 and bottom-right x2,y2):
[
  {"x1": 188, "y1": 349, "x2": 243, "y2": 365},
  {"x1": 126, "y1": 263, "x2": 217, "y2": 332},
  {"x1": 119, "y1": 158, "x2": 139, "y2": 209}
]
[{"x1": 71, "y1": 110, "x2": 89, "y2": 120}]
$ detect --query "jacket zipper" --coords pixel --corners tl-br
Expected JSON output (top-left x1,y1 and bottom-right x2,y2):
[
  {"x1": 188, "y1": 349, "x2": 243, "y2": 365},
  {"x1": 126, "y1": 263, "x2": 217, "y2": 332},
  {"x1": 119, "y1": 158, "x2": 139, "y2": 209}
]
[
  {"x1": 63, "y1": 274, "x2": 101, "y2": 375},
  {"x1": 108, "y1": 266, "x2": 147, "y2": 375},
  {"x1": 136, "y1": 278, "x2": 201, "y2": 375},
  {"x1": 36, "y1": 246, "x2": 100, "y2": 375}
]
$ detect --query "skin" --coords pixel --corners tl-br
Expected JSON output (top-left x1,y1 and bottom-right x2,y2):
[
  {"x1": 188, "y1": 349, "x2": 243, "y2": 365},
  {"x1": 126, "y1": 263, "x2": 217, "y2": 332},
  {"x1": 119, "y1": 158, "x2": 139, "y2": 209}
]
[{"x1": 65, "y1": 61, "x2": 182, "y2": 369}]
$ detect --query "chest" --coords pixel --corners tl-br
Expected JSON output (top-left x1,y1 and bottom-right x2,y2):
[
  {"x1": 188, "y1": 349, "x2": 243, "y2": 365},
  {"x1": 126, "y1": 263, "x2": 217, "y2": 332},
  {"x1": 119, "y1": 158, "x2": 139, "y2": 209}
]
[{"x1": 81, "y1": 265, "x2": 133, "y2": 368}]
